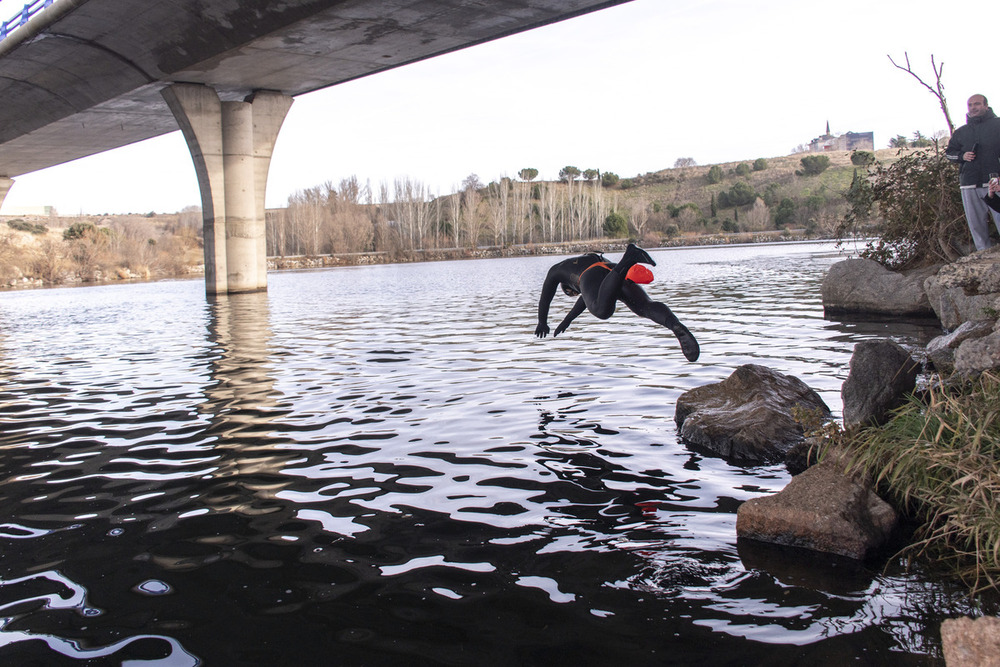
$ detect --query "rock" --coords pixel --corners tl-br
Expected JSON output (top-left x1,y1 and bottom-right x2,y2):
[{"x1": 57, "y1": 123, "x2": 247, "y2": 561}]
[
  {"x1": 735, "y1": 457, "x2": 899, "y2": 560},
  {"x1": 924, "y1": 246, "x2": 1000, "y2": 330},
  {"x1": 842, "y1": 340, "x2": 920, "y2": 429},
  {"x1": 784, "y1": 435, "x2": 825, "y2": 475},
  {"x1": 822, "y1": 258, "x2": 939, "y2": 318},
  {"x1": 941, "y1": 616, "x2": 1000, "y2": 666},
  {"x1": 675, "y1": 364, "x2": 831, "y2": 464},
  {"x1": 955, "y1": 330, "x2": 1000, "y2": 378},
  {"x1": 927, "y1": 320, "x2": 995, "y2": 375}
]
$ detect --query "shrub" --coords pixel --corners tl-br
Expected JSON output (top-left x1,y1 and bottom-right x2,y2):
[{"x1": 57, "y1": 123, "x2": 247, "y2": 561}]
[
  {"x1": 7, "y1": 219, "x2": 47, "y2": 234},
  {"x1": 735, "y1": 162, "x2": 751, "y2": 177},
  {"x1": 850, "y1": 150, "x2": 875, "y2": 167},
  {"x1": 804, "y1": 194, "x2": 826, "y2": 211},
  {"x1": 603, "y1": 210, "x2": 629, "y2": 237},
  {"x1": 706, "y1": 165, "x2": 724, "y2": 184},
  {"x1": 773, "y1": 198, "x2": 797, "y2": 228},
  {"x1": 719, "y1": 181, "x2": 756, "y2": 208},
  {"x1": 721, "y1": 219, "x2": 739, "y2": 233},
  {"x1": 601, "y1": 172, "x2": 620, "y2": 188},
  {"x1": 797, "y1": 154, "x2": 831, "y2": 176},
  {"x1": 63, "y1": 222, "x2": 97, "y2": 240},
  {"x1": 839, "y1": 146, "x2": 966, "y2": 268},
  {"x1": 752, "y1": 157, "x2": 768, "y2": 171}
]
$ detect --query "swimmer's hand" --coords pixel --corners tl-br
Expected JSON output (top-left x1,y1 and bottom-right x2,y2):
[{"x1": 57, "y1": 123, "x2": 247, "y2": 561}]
[
  {"x1": 553, "y1": 321, "x2": 570, "y2": 337},
  {"x1": 535, "y1": 323, "x2": 550, "y2": 338}
]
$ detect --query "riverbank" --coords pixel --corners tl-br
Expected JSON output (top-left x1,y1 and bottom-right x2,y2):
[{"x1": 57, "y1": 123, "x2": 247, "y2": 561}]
[
  {"x1": 271, "y1": 229, "x2": 819, "y2": 271},
  {"x1": 0, "y1": 226, "x2": 821, "y2": 289}
]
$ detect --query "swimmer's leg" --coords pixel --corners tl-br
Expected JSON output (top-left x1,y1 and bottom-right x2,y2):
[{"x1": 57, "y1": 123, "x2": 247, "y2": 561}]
[
  {"x1": 621, "y1": 283, "x2": 700, "y2": 362},
  {"x1": 587, "y1": 244, "x2": 656, "y2": 319}
]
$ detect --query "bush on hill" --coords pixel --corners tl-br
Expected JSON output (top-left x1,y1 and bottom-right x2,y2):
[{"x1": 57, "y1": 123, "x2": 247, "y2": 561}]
[
  {"x1": 797, "y1": 154, "x2": 831, "y2": 176},
  {"x1": 850, "y1": 150, "x2": 875, "y2": 167},
  {"x1": 7, "y1": 219, "x2": 47, "y2": 235},
  {"x1": 717, "y1": 181, "x2": 757, "y2": 208}
]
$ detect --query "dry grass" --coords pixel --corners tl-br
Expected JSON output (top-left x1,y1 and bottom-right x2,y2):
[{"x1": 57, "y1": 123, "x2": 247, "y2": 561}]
[{"x1": 837, "y1": 372, "x2": 1000, "y2": 591}]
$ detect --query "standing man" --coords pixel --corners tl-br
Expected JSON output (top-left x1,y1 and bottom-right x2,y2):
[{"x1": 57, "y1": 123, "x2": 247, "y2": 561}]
[{"x1": 946, "y1": 94, "x2": 1000, "y2": 251}]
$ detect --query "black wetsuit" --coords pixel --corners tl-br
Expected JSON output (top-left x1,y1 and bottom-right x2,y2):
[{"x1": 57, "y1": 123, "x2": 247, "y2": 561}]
[{"x1": 534, "y1": 244, "x2": 700, "y2": 362}]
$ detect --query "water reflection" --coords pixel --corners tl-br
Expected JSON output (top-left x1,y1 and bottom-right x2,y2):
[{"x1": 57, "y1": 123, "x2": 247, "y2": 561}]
[{"x1": 0, "y1": 244, "x2": 988, "y2": 664}]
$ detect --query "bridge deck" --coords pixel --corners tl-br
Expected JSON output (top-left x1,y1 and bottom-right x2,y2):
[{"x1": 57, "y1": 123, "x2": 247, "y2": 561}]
[{"x1": 0, "y1": 0, "x2": 631, "y2": 177}]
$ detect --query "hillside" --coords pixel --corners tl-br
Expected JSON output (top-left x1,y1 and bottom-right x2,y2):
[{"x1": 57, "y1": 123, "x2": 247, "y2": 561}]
[
  {"x1": 0, "y1": 147, "x2": 913, "y2": 287},
  {"x1": 595, "y1": 148, "x2": 909, "y2": 237}
]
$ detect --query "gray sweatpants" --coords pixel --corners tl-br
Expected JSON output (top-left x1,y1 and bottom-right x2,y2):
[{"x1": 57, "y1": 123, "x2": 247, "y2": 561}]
[{"x1": 961, "y1": 185, "x2": 1000, "y2": 251}]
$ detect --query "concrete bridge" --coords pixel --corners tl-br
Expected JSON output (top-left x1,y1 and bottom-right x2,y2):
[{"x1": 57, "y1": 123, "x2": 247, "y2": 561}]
[{"x1": 0, "y1": 0, "x2": 632, "y2": 294}]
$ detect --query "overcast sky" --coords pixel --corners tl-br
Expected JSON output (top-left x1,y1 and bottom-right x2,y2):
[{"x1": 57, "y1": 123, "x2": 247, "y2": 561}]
[{"x1": 0, "y1": 0, "x2": 983, "y2": 215}]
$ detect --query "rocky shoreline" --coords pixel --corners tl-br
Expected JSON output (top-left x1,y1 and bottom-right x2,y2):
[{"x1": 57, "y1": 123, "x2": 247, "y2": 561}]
[{"x1": 675, "y1": 247, "x2": 1000, "y2": 662}]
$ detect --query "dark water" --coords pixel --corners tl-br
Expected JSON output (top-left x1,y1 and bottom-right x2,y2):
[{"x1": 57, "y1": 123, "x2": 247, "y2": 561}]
[{"x1": 0, "y1": 242, "x2": 986, "y2": 665}]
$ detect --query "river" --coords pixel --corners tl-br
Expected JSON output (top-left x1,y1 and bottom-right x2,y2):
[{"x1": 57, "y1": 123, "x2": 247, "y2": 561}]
[{"x1": 0, "y1": 241, "x2": 989, "y2": 665}]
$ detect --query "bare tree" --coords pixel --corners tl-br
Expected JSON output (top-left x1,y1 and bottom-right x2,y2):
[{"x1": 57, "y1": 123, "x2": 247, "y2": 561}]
[
  {"x1": 447, "y1": 191, "x2": 462, "y2": 248},
  {"x1": 629, "y1": 198, "x2": 650, "y2": 238},
  {"x1": 745, "y1": 197, "x2": 770, "y2": 231},
  {"x1": 462, "y1": 183, "x2": 483, "y2": 248},
  {"x1": 328, "y1": 177, "x2": 373, "y2": 253},
  {"x1": 888, "y1": 52, "x2": 954, "y2": 133}
]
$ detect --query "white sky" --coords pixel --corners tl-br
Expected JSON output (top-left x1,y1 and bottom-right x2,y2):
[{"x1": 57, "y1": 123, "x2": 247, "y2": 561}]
[{"x1": 0, "y1": 0, "x2": 983, "y2": 215}]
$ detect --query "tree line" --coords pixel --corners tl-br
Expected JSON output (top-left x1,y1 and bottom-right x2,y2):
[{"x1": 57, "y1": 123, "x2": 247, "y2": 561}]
[{"x1": 266, "y1": 169, "x2": 634, "y2": 257}]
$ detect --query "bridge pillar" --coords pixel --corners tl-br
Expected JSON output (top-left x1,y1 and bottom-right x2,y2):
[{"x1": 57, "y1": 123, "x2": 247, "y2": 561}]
[
  {"x1": 162, "y1": 84, "x2": 292, "y2": 295},
  {"x1": 0, "y1": 177, "x2": 12, "y2": 211}
]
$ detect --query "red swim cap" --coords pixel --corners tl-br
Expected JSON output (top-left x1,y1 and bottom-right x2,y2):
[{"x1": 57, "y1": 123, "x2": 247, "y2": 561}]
[{"x1": 626, "y1": 264, "x2": 654, "y2": 284}]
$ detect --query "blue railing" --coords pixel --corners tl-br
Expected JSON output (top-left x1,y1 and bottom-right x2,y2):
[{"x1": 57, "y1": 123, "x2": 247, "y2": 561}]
[{"x1": 0, "y1": 0, "x2": 55, "y2": 42}]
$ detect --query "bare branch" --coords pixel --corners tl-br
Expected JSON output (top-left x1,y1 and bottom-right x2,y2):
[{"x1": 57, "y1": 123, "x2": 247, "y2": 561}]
[{"x1": 888, "y1": 52, "x2": 954, "y2": 133}]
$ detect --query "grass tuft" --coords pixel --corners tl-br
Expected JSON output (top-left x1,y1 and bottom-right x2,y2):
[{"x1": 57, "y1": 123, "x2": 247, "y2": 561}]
[{"x1": 834, "y1": 372, "x2": 1000, "y2": 592}]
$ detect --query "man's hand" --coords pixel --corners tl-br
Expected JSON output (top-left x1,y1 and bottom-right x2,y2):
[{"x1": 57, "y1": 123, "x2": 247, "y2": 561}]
[
  {"x1": 535, "y1": 323, "x2": 550, "y2": 338},
  {"x1": 553, "y1": 321, "x2": 570, "y2": 337},
  {"x1": 964, "y1": 151, "x2": 977, "y2": 162}
]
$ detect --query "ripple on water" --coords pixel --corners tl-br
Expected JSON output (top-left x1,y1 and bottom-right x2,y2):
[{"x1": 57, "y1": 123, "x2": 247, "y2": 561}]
[{"x1": 0, "y1": 244, "x2": 978, "y2": 664}]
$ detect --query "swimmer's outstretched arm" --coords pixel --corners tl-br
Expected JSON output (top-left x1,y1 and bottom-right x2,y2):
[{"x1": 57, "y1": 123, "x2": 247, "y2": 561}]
[
  {"x1": 554, "y1": 297, "x2": 586, "y2": 336},
  {"x1": 535, "y1": 269, "x2": 561, "y2": 338}
]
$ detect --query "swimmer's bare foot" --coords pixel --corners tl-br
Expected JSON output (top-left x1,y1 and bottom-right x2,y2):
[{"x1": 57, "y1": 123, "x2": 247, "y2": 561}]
[
  {"x1": 673, "y1": 323, "x2": 700, "y2": 362},
  {"x1": 622, "y1": 243, "x2": 655, "y2": 267}
]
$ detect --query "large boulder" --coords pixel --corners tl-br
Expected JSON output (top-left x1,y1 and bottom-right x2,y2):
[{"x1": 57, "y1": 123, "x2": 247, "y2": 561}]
[
  {"x1": 927, "y1": 320, "x2": 995, "y2": 376},
  {"x1": 822, "y1": 258, "x2": 939, "y2": 318},
  {"x1": 736, "y1": 457, "x2": 899, "y2": 560},
  {"x1": 924, "y1": 246, "x2": 1000, "y2": 330},
  {"x1": 941, "y1": 616, "x2": 1000, "y2": 666},
  {"x1": 955, "y1": 329, "x2": 1000, "y2": 378},
  {"x1": 842, "y1": 340, "x2": 920, "y2": 429},
  {"x1": 675, "y1": 364, "x2": 831, "y2": 464}
]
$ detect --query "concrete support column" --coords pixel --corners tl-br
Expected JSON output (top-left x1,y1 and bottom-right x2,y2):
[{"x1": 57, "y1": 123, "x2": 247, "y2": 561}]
[
  {"x1": 162, "y1": 84, "x2": 228, "y2": 295},
  {"x1": 249, "y1": 91, "x2": 293, "y2": 290},
  {"x1": 221, "y1": 100, "x2": 257, "y2": 292},
  {"x1": 0, "y1": 177, "x2": 13, "y2": 211},
  {"x1": 161, "y1": 83, "x2": 292, "y2": 295}
]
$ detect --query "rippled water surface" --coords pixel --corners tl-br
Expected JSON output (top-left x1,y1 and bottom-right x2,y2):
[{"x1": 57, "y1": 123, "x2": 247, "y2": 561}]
[{"x1": 0, "y1": 243, "x2": 987, "y2": 665}]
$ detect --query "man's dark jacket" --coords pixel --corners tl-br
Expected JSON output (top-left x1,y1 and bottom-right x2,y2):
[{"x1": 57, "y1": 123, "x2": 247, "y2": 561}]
[{"x1": 946, "y1": 108, "x2": 1000, "y2": 186}]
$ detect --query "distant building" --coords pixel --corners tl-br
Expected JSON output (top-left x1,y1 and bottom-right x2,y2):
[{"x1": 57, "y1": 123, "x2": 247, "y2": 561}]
[{"x1": 808, "y1": 122, "x2": 874, "y2": 152}]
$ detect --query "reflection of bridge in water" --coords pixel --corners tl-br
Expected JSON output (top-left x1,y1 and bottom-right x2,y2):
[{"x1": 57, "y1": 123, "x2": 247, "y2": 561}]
[{"x1": 0, "y1": 0, "x2": 633, "y2": 295}]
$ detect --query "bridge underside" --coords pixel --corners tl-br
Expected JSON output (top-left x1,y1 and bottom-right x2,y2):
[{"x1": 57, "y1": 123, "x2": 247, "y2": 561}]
[{"x1": 0, "y1": 0, "x2": 632, "y2": 293}]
